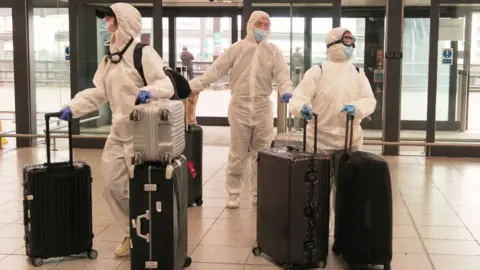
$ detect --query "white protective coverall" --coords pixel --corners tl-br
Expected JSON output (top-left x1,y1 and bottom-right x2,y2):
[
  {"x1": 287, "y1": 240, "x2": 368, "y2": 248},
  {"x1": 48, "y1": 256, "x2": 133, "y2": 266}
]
[
  {"x1": 290, "y1": 26, "x2": 376, "y2": 153},
  {"x1": 189, "y1": 11, "x2": 292, "y2": 197},
  {"x1": 67, "y1": 3, "x2": 174, "y2": 236}
]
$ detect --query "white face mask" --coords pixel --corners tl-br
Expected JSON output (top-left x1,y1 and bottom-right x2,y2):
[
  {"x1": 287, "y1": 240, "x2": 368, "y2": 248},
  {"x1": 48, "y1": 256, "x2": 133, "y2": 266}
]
[
  {"x1": 253, "y1": 28, "x2": 268, "y2": 42},
  {"x1": 343, "y1": 46, "x2": 355, "y2": 59}
]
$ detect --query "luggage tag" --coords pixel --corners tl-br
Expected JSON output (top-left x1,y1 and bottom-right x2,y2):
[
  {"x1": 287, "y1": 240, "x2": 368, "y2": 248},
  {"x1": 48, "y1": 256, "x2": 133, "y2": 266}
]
[{"x1": 187, "y1": 160, "x2": 197, "y2": 178}]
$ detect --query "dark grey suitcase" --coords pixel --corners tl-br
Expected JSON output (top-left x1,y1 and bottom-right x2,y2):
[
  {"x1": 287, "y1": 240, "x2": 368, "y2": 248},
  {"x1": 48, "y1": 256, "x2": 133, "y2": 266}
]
[
  {"x1": 129, "y1": 156, "x2": 192, "y2": 270},
  {"x1": 23, "y1": 113, "x2": 97, "y2": 267},
  {"x1": 252, "y1": 114, "x2": 331, "y2": 269},
  {"x1": 333, "y1": 115, "x2": 393, "y2": 270}
]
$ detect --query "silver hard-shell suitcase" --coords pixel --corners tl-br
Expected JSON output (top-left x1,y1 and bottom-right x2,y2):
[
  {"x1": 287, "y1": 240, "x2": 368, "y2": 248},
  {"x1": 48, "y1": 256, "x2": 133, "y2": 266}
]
[{"x1": 130, "y1": 99, "x2": 186, "y2": 164}]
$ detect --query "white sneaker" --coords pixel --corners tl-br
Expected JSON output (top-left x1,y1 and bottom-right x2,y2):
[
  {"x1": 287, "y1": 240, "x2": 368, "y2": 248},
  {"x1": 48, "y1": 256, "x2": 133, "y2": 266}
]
[
  {"x1": 226, "y1": 193, "x2": 240, "y2": 209},
  {"x1": 114, "y1": 236, "x2": 131, "y2": 257},
  {"x1": 252, "y1": 194, "x2": 257, "y2": 204}
]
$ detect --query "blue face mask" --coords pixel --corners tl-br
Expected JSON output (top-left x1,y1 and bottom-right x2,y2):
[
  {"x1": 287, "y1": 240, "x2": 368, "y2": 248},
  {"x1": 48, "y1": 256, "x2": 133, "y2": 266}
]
[
  {"x1": 253, "y1": 28, "x2": 268, "y2": 42},
  {"x1": 343, "y1": 46, "x2": 354, "y2": 59}
]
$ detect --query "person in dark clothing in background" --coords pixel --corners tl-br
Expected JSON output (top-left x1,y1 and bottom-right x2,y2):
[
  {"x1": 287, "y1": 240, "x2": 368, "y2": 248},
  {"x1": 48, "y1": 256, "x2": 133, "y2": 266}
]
[{"x1": 180, "y1": 46, "x2": 195, "y2": 80}]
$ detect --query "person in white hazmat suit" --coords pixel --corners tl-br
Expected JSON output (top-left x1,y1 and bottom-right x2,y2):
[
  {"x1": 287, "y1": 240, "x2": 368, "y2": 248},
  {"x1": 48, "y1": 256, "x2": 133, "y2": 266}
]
[
  {"x1": 58, "y1": 3, "x2": 174, "y2": 257},
  {"x1": 289, "y1": 27, "x2": 376, "y2": 234},
  {"x1": 189, "y1": 11, "x2": 293, "y2": 209}
]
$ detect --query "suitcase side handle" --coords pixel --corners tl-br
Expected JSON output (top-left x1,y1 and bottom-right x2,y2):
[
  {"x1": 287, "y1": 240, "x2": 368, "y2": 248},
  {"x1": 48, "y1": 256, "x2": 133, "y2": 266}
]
[
  {"x1": 44, "y1": 112, "x2": 73, "y2": 166},
  {"x1": 302, "y1": 113, "x2": 318, "y2": 154},
  {"x1": 135, "y1": 211, "x2": 150, "y2": 242},
  {"x1": 344, "y1": 114, "x2": 355, "y2": 157}
]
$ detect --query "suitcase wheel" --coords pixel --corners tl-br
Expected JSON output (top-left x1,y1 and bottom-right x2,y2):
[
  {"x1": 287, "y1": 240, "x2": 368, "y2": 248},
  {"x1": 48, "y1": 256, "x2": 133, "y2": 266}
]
[
  {"x1": 282, "y1": 264, "x2": 293, "y2": 270},
  {"x1": 87, "y1": 249, "x2": 98, "y2": 260},
  {"x1": 332, "y1": 242, "x2": 341, "y2": 256},
  {"x1": 252, "y1": 246, "x2": 262, "y2": 256},
  {"x1": 384, "y1": 264, "x2": 391, "y2": 270},
  {"x1": 30, "y1": 257, "x2": 43, "y2": 267},
  {"x1": 318, "y1": 260, "x2": 326, "y2": 268},
  {"x1": 184, "y1": 256, "x2": 192, "y2": 267},
  {"x1": 194, "y1": 198, "x2": 203, "y2": 206}
]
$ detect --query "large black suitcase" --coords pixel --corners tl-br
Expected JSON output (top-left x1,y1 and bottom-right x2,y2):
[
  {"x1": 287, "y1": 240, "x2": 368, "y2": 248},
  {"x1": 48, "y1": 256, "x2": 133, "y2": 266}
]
[
  {"x1": 252, "y1": 114, "x2": 331, "y2": 270},
  {"x1": 23, "y1": 113, "x2": 97, "y2": 267},
  {"x1": 332, "y1": 115, "x2": 393, "y2": 270},
  {"x1": 184, "y1": 124, "x2": 203, "y2": 207},
  {"x1": 130, "y1": 155, "x2": 192, "y2": 270}
]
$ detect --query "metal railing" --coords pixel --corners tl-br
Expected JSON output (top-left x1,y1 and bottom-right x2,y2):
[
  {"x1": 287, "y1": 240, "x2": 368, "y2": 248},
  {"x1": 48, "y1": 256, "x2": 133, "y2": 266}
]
[
  {"x1": 2, "y1": 132, "x2": 480, "y2": 148},
  {"x1": 40, "y1": 116, "x2": 100, "y2": 151},
  {"x1": 0, "y1": 116, "x2": 100, "y2": 150}
]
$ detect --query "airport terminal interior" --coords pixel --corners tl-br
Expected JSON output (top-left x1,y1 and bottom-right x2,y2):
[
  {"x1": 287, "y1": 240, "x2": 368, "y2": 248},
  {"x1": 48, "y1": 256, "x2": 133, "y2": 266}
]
[{"x1": 1, "y1": 0, "x2": 480, "y2": 269}]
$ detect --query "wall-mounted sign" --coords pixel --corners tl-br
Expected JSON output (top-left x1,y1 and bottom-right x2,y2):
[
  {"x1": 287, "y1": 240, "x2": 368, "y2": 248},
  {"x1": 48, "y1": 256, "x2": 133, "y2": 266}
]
[
  {"x1": 384, "y1": 52, "x2": 402, "y2": 59},
  {"x1": 65, "y1": 46, "x2": 70, "y2": 60},
  {"x1": 442, "y1": 48, "x2": 453, "y2": 65},
  {"x1": 439, "y1": 19, "x2": 465, "y2": 41}
]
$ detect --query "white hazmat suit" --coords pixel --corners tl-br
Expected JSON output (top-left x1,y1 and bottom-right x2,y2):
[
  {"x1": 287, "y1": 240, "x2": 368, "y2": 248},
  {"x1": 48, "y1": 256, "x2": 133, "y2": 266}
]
[
  {"x1": 65, "y1": 3, "x2": 174, "y2": 252},
  {"x1": 189, "y1": 11, "x2": 292, "y2": 207},
  {"x1": 289, "y1": 27, "x2": 376, "y2": 234}
]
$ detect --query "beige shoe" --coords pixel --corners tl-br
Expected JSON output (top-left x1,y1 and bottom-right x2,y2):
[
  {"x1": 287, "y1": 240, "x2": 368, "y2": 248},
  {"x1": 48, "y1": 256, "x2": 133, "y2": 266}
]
[
  {"x1": 226, "y1": 193, "x2": 240, "y2": 209},
  {"x1": 114, "y1": 236, "x2": 131, "y2": 257}
]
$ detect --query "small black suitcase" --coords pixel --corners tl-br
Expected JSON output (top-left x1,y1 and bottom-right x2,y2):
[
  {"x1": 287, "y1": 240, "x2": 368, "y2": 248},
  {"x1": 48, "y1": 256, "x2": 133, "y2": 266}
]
[
  {"x1": 23, "y1": 113, "x2": 97, "y2": 267},
  {"x1": 130, "y1": 155, "x2": 192, "y2": 270},
  {"x1": 333, "y1": 115, "x2": 393, "y2": 270},
  {"x1": 184, "y1": 124, "x2": 203, "y2": 206},
  {"x1": 252, "y1": 114, "x2": 331, "y2": 270}
]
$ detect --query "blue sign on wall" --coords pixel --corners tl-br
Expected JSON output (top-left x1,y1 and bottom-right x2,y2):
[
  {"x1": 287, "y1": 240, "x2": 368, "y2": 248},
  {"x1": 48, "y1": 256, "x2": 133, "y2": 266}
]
[
  {"x1": 65, "y1": 46, "x2": 70, "y2": 61},
  {"x1": 442, "y1": 48, "x2": 453, "y2": 65}
]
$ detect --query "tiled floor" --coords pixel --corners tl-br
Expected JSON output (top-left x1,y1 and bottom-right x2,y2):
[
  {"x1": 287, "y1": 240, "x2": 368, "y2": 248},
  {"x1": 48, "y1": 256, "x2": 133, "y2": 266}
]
[{"x1": 1, "y1": 146, "x2": 480, "y2": 269}]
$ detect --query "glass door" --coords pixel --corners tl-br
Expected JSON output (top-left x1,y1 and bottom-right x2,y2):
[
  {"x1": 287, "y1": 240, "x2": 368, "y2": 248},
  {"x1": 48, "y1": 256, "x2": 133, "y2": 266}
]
[
  {"x1": 174, "y1": 16, "x2": 233, "y2": 125},
  {"x1": 427, "y1": 0, "x2": 480, "y2": 157}
]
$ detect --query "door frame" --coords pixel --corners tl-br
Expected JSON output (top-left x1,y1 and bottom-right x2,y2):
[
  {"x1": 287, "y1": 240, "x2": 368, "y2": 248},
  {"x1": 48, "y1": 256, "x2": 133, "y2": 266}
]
[{"x1": 426, "y1": 0, "x2": 480, "y2": 157}]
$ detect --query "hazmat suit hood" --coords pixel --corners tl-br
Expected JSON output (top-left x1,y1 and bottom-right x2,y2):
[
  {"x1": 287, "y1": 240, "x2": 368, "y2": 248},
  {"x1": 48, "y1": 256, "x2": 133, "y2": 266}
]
[
  {"x1": 107, "y1": 3, "x2": 142, "y2": 52},
  {"x1": 325, "y1": 27, "x2": 352, "y2": 62},
  {"x1": 246, "y1": 11, "x2": 270, "y2": 42}
]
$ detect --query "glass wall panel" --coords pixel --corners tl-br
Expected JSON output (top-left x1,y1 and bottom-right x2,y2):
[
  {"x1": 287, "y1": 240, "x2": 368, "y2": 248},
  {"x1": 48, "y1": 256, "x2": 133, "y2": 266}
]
[
  {"x1": 175, "y1": 17, "x2": 232, "y2": 118},
  {"x1": 32, "y1": 7, "x2": 70, "y2": 145},
  {"x1": 0, "y1": 8, "x2": 14, "y2": 148}
]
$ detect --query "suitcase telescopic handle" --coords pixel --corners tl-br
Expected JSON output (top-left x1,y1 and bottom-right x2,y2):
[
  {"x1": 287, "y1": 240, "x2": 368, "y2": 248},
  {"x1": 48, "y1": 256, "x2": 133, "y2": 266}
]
[
  {"x1": 344, "y1": 114, "x2": 355, "y2": 157},
  {"x1": 44, "y1": 112, "x2": 74, "y2": 166},
  {"x1": 302, "y1": 113, "x2": 318, "y2": 154},
  {"x1": 135, "y1": 211, "x2": 150, "y2": 242}
]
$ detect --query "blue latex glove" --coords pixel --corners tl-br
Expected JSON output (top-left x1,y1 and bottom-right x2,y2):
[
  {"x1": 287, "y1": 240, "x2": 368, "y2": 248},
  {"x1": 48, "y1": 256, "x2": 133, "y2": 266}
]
[
  {"x1": 280, "y1": 93, "x2": 292, "y2": 103},
  {"x1": 340, "y1": 105, "x2": 356, "y2": 116},
  {"x1": 300, "y1": 104, "x2": 313, "y2": 120},
  {"x1": 135, "y1": 90, "x2": 152, "y2": 105},
  {"x1": 59, "y1": 107, "x2": 72, "y2": 121}
]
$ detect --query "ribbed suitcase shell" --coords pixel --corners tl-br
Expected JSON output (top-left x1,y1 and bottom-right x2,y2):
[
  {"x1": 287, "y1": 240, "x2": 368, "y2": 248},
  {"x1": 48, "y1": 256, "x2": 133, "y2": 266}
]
[
  {"x1": 184, "y1": 124, "x2": 203, "y2": 206},
  {"x1": 131, "y1": 100, "x2": 186, "y2": 163},
  {"x1": 130, "y1": 156, "x2": 190, "y2": 270},
  {"x1": 333, "y1": 151, "x2": 393, "y2": 269},
  {"x1": 23, "y1": 161, "x2": 94, "y2": 260},
  {"x1": 255, "y1": 147, "x2": 331, "y2": 269}
]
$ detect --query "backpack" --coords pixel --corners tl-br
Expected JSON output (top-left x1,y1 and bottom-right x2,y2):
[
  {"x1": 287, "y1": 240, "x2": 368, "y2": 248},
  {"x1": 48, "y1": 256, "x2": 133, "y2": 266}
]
[{"x1": 133, "y1": 43, "x2": 192, "y2": 100}]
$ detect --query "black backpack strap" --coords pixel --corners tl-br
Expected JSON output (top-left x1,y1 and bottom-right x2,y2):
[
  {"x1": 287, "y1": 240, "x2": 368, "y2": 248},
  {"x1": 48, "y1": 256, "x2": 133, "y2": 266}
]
[{"x1": 134, "y1": 43, "x2": 147, "y2": 86}]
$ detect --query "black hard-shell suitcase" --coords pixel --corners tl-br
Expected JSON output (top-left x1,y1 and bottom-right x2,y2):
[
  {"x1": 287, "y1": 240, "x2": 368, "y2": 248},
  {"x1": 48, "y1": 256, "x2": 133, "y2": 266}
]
[
  {"x1": 130, "y1": 155, "x2": 192, "y2": 270},
  {"x1": 252, "y1": 114, "x2": 331, "y2": 269},
  {"x1": 23, "y1": 113, "x2": 97, "y2": 267},
  {"x1": 332, "y1": 115, "x2": 393, "y2": 270},
  {"x1": 184, "y1": 124, "x2": 203, "y2": 207}
]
